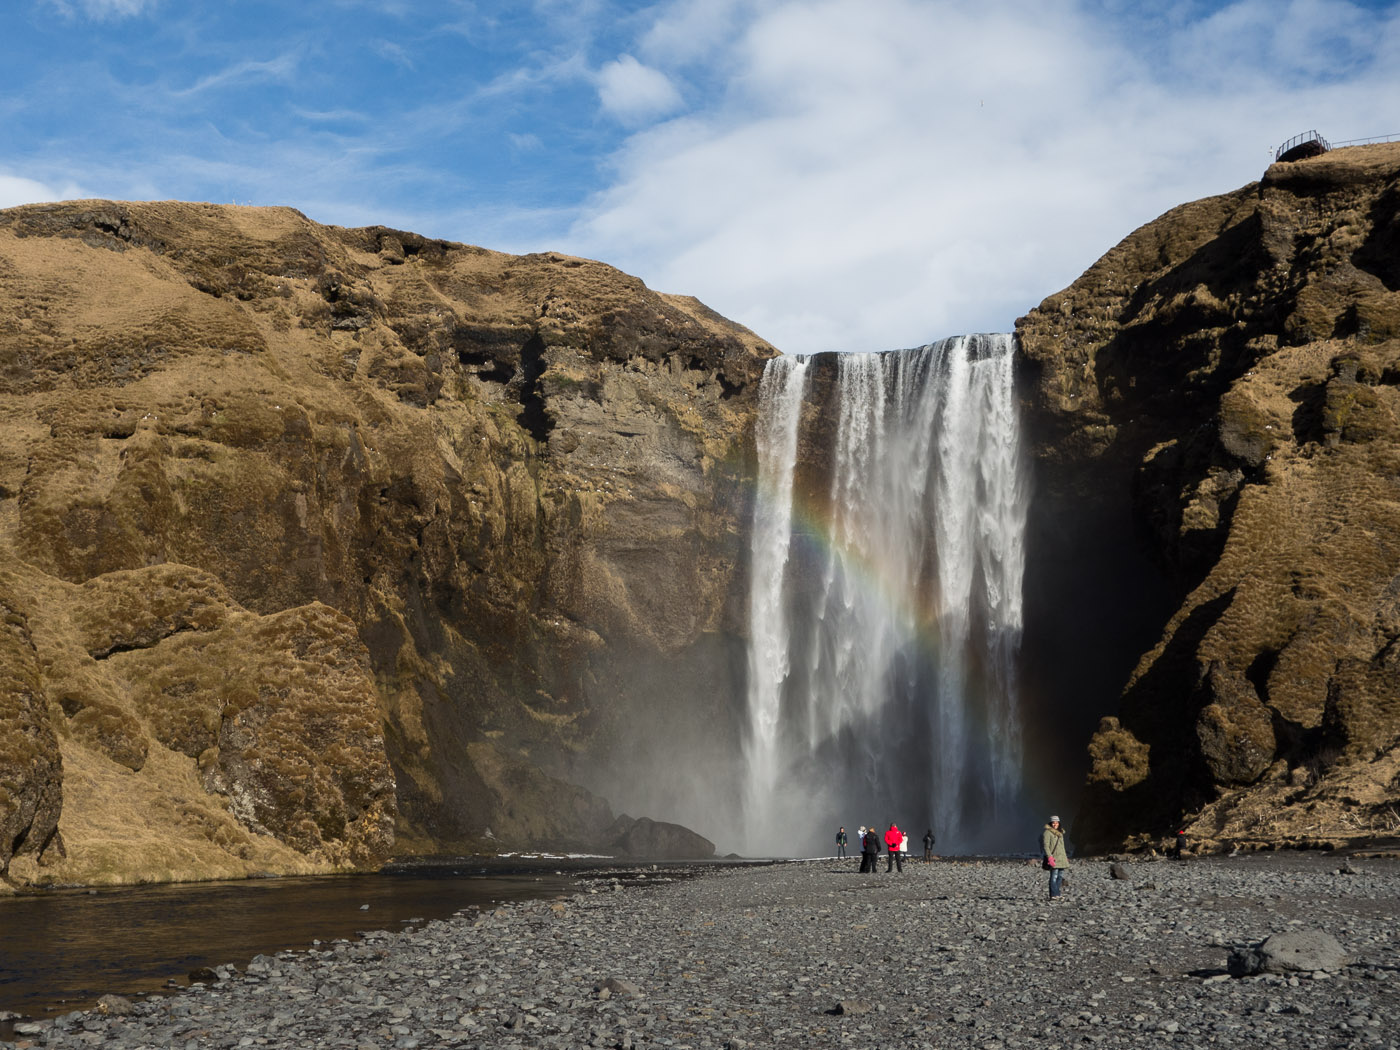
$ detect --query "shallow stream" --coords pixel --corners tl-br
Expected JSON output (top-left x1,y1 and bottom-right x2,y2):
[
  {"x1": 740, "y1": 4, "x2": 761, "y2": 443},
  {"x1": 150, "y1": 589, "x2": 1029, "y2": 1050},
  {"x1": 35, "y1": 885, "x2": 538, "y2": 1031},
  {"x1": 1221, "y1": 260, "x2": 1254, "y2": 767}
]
[{"x1": 0, "y1": 860, "x2": 581, "y2": 1024}]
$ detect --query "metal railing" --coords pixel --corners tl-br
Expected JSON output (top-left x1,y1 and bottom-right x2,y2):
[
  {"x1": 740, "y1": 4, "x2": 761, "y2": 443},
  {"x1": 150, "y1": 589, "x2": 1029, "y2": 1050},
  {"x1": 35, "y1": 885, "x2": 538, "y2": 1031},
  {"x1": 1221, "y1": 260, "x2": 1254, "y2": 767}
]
[
  {"x1": 1332, "y1": 133, "x2": 1400, "y2": 148},
  {"x1": 1274, "y1": 130, "x2": 1330, "y2": 161}
]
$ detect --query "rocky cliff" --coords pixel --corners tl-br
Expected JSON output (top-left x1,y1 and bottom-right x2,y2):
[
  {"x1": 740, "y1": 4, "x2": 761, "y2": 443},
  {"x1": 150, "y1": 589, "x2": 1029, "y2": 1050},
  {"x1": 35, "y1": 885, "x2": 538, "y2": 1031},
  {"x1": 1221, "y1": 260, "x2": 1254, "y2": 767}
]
[
  {"x1": 0, "y1": 201, "x2": 767, "y2": 887},
  {"x1": 1017, "y1": 142, "x2": 1400, "y2": 853}
]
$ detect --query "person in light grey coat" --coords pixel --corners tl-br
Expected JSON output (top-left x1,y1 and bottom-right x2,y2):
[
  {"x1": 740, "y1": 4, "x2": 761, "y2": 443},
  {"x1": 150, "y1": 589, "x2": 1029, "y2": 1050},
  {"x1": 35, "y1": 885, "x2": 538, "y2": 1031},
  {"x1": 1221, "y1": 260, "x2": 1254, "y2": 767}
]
[{"x1": 1040, "y1": 816, "x2": 1069, "y2": 899}]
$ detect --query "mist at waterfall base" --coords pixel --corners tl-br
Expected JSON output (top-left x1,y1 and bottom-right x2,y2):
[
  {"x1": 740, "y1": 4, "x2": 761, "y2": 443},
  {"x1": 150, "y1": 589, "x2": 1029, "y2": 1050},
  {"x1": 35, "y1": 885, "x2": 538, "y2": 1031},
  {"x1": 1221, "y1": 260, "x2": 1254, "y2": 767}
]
[{"x1": 740, "y1": 336, "x2": 1032, "y2": 857}]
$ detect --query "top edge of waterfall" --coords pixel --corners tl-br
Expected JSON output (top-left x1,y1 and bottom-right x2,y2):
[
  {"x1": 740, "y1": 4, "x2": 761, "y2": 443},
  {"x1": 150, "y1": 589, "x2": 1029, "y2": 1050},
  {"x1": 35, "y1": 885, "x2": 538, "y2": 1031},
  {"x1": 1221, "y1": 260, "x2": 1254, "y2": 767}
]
[{"x1": 779, "y1": 332, "x2": 1016, "y2": 364}]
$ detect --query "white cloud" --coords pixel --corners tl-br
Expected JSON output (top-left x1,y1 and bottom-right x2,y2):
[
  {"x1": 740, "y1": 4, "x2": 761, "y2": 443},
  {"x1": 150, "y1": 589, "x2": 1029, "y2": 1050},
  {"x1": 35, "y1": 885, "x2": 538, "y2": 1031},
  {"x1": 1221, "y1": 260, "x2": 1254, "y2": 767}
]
[
  {"x1": 0, "y1": 173, "x2": 89, "y2": 209},
  {"x1": 564, "y1": 0, "x2": 1400, "y2": 353},
  {"x1": 596, "y1": 55, "x2": 684, "y2": 124},
  {"x1": 1166, "y1": 0, "x2": 1379, "y2": 85},
  {"x1": 637, "y1": 0, "x2": 754, "y2": 65}
]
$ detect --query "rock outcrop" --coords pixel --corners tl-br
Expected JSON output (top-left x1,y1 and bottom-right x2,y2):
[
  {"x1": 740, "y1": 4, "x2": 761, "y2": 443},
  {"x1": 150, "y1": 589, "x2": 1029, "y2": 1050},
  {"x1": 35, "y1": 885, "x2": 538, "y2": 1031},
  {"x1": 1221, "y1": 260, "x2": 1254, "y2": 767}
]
[
  {"x1": 1017, "y1": 142, "x2": 1400, "y2": 852},
  {"x1": 0, "y1": 200, "x2": 768, "y2": 885}
]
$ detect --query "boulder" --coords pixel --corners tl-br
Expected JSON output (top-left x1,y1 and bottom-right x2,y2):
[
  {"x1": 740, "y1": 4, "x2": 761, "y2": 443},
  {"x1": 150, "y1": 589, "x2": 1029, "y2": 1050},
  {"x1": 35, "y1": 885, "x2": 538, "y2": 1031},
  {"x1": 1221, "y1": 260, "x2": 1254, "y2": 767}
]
[
  {"x1": 1228, "y1": 929, "x2": 1348, "y2": 976},
  {"x1": 605, "y1": 815, "x2": 716, "y2": 859}
]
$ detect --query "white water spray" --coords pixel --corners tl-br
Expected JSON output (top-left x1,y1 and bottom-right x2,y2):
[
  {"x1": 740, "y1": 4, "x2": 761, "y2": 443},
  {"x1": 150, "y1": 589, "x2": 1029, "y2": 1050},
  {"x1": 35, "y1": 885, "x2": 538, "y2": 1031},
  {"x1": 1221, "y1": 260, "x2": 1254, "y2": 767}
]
[
  {"x1": 742, "y1": 354, "x2": 810, "y2": 837},
  {"x1": 741, "y1": 335, "x2": 1027, "y2": 855}
]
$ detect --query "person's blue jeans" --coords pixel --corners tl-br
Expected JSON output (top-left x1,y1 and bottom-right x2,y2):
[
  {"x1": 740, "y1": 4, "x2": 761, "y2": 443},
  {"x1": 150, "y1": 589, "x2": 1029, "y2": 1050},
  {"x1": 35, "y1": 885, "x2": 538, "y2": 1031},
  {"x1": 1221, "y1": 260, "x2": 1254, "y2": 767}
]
[{"x1": 1048, "y1": 867, "x2": 1064, "y2": 898}]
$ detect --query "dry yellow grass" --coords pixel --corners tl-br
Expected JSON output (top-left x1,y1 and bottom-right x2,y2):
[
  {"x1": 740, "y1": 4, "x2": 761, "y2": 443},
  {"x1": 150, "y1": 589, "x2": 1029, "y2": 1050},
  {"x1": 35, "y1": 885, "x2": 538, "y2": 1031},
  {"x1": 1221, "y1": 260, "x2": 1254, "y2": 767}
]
[
  {"x1": 1018, "y1": 143, "x2": 1400, "y2": 850},
  {"x1": 1, "y1": 198, "x2": 773, "y2": 884}
]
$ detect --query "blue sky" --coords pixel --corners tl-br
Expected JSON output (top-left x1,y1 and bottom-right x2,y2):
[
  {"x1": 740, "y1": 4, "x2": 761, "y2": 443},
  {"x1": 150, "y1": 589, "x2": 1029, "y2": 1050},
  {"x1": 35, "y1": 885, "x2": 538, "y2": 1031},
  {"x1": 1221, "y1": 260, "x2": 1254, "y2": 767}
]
[{"x1": 3, "y1": 0, "x2": 1398, "y2": 353}]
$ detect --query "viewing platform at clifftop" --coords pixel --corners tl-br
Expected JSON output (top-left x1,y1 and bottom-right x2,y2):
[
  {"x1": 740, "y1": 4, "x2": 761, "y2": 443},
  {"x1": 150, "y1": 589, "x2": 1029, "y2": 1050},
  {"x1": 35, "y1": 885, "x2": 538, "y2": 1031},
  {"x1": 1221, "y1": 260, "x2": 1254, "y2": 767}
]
[
  {"x1": 1275, "y1": 130, "x2": 1329, "y2": 162},
  {"x1": 1275, "y1": 129, "x2": 1400, "y2": 163}
]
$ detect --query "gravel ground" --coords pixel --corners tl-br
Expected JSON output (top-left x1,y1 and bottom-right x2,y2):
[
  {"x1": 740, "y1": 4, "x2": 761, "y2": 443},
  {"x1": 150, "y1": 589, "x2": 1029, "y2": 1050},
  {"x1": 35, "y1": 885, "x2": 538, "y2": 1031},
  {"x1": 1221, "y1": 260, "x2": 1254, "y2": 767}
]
[{"x1": 4, "y1": 853, "x2": 1398, "y2": 1049}]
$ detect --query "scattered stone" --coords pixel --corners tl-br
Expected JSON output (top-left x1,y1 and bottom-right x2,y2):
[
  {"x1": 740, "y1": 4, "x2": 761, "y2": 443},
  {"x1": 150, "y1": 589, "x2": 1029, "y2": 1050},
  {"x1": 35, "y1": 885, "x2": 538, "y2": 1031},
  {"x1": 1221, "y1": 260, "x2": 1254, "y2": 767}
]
[
  {"x1": 1229, "y1": 930, "x2": 1348, "y2": 976},
  {"x1": 594, "y1": 977, "x2": 640, "y2": 998},
  {"x1": 830, "y1": 999, "x2": 873, "y2": 1016},
  {"x1": 1109, "y1": 862, "x2": 1132, "y2": 880},
  {"x1": 6, "y1": 857, "x2": 1399, "y2": 1048}
]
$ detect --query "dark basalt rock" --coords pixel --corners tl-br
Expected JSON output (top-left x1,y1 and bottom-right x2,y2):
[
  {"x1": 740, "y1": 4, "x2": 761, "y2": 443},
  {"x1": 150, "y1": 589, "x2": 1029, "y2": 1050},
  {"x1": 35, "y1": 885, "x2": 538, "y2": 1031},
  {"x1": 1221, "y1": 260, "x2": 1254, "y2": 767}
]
[{"x1": 605, "y1": 815, "x2": 717, "y2": 860}]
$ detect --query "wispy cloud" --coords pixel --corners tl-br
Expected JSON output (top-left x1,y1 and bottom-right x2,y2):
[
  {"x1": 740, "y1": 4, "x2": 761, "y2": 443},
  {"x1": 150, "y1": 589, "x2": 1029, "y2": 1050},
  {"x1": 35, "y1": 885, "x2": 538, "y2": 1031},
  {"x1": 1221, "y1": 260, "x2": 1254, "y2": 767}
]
[
  {"x1": 288, "y1": 106, "x2": 372, "y2": 125},
  {"x1": 374, "y1": 39, "x2": 416, "y2": 71},
  {"x1": 174, "y1": 51, "x2": 302, "y2": 98},
  {"x1": 48, "y1": 0, "x2": 156, "y2": 20}
]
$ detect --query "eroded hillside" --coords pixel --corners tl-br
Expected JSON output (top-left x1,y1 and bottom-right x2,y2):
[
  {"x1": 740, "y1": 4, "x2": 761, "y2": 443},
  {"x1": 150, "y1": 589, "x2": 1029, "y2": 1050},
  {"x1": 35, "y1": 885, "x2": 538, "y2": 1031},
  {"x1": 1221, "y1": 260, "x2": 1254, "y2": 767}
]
[{"x1": 0, "y1": 201, "x2": 770, "y2": 886}]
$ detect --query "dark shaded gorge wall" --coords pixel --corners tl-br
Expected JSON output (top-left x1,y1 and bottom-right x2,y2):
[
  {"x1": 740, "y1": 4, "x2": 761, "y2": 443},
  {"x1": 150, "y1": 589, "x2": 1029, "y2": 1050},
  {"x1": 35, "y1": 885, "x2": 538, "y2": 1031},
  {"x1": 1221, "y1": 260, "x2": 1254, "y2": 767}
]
[
  {"x1": 1016, "y1": 143, "x2": 1400, "y2": 852},
  {"x1": 1013, "y1": 356, "x2": 1176, "y2": 815}
]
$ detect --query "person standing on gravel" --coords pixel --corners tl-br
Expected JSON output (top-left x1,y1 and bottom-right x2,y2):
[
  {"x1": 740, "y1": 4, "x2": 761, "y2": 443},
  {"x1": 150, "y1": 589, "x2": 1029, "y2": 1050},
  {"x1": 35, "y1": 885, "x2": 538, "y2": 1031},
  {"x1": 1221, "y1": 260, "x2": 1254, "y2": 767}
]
[
  {"x1": 922, "y1": 828, "x2": 935, "y2": 862},
  {"x1": 885, "y1": 823, "x2": 905, "y2": 872},
  {"x1": 861, "y1": 825, "x2": 881, "y2": 872},
  {"x1": 836, "y1": 827, "x2": 848, "y2": 858},
  {"x1": 1041, "y1": 815, "x2": 1069, "y2": 899}
]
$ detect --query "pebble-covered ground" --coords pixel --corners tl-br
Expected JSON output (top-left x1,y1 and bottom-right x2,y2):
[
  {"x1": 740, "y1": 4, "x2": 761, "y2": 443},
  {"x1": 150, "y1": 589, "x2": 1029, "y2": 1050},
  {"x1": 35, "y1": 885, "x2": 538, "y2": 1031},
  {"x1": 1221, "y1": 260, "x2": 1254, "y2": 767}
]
[{"x1": 5, "y1": 853, "x2": 1398, "y2": 1049}]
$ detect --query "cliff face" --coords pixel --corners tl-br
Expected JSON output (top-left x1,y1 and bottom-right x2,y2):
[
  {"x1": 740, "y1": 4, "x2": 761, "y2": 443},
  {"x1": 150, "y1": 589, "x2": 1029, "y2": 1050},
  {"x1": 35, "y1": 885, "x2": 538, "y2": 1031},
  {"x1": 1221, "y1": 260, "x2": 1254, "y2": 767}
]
[
  {"x1": 0, "y1": 201, "x2": 769, "y2": 886},
  {"x1": 1017, "y1": 143, "x2": 1400, "y2": 852}
]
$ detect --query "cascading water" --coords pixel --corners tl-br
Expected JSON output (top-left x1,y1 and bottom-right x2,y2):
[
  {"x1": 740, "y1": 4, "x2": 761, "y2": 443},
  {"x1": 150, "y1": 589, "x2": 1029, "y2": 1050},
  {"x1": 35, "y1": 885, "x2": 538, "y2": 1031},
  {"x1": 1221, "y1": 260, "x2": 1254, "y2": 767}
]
[{"x1": 742, "y1": 334, "x2": 1027, "y2": 856}]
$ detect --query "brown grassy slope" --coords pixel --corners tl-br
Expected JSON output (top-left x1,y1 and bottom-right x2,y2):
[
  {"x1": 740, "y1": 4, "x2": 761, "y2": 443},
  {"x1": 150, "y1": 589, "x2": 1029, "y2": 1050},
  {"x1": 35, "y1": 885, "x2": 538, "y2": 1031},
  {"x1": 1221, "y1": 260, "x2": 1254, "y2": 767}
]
[
  {"x1": 1017, "y1": 143, "x2": 1400, "y2": 852},
  {"x1": 0, "y1": 201, "x2": 772, "y2": 887}
]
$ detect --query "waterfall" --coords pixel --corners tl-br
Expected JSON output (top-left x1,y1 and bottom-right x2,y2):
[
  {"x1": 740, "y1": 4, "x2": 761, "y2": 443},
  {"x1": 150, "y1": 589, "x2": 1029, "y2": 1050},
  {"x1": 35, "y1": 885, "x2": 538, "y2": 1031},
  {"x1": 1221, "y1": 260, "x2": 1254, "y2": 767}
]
[
  {"x1": 743, "y1": 354, "x2": 810, "y2": 838},
  {"x1": 741, "y1": 334, "x2": 1027, "y2": 856}
]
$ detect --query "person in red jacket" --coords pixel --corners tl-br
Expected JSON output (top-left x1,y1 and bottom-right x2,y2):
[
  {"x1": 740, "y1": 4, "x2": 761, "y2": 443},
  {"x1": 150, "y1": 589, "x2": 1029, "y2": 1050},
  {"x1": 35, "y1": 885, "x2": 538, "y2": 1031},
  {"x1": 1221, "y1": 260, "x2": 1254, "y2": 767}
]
[{"x1": 884, "y1": 823, "x2": 904, "y2": 872}]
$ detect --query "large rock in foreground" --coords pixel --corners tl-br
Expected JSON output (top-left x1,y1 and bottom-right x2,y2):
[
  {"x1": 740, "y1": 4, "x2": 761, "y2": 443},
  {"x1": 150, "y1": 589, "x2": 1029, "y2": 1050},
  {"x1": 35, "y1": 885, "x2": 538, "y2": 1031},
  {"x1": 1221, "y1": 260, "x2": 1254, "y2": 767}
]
[
  {"x1": 1017, "y1": 142, "x2": 1400, "y2": 852},
  {"x1": 0, "y1": 201, "x2": 761, "y2": 884}
]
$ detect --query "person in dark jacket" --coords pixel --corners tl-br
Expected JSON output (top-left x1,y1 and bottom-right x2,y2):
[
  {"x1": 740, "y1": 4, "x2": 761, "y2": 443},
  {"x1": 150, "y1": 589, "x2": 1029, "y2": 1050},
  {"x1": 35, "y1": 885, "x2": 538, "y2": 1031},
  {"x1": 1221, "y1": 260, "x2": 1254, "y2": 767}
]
[
  {"x1": 836, "y1": 826, "x2": 848, "y2": 858},
  {"x1": 884, "y1": 823, "x2": 904, "y2": 872},
  {"x1": 922, "y1": 828, "x2": 935, "y2": 862},
  {"x1": 860, "y1": 825, "x2": 881, "y2": 872}
]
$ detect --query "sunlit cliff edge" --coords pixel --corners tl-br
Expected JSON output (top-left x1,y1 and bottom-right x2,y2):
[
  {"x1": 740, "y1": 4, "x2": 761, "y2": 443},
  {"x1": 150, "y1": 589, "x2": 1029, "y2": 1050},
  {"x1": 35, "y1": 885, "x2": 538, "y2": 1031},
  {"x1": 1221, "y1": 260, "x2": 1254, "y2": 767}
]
[
  {"x1": 1017, "y1": 141, "x2": 1400, "y2": 854},
  {"x1": 0, "y1": 201, "x2": 766, "y2": 888}
]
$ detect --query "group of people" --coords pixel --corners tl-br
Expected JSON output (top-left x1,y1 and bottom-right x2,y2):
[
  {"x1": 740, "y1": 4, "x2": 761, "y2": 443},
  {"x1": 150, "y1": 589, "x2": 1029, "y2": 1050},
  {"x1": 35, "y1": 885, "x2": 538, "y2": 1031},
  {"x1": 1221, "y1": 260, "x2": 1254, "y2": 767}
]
[
  {"x1": 835, "y1": 815, "x2": 1072, "y2": 900},
  {"x1": 836, "y1": 824, "x2": 936, "y2": 872}
]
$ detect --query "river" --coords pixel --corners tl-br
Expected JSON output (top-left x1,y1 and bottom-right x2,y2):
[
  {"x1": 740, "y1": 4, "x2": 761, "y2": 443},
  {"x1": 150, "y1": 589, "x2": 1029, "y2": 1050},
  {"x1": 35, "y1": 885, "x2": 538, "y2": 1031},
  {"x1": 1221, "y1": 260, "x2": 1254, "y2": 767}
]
[{"x1": 0, "y1": 858, "x2": 595, "y2": 1024}]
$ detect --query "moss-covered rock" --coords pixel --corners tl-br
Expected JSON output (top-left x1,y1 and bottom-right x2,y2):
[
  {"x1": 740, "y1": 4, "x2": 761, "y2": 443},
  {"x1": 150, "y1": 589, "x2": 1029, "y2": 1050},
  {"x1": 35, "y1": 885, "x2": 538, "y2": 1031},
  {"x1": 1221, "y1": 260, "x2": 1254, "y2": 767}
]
[
  {"x1": 1017, "y1": 142, "x2": 1400, "y2": 852},
  {"x1": 0, "y1": 200, "x2": 764, "y2": 884}
]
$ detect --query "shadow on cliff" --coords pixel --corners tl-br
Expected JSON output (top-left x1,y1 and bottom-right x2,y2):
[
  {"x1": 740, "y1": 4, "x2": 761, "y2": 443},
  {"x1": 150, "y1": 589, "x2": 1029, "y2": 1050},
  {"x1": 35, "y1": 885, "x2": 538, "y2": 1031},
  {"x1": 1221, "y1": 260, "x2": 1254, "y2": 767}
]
[{"x1": 1074, "y1": 589, "x2": 1235, "y2": 850}]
